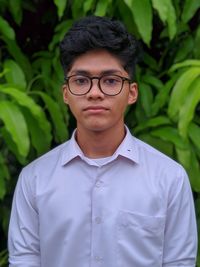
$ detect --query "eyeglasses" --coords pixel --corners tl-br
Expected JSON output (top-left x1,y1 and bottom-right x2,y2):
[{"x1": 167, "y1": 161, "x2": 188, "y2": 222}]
[{"x1": 64, "y1": 74, "x2": 131, "y2": 96}]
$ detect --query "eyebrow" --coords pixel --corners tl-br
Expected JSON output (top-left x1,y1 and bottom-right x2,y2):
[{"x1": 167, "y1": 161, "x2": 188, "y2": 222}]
[{"x1": 69, "y1": 69, "x2": 124, "y2": 76}]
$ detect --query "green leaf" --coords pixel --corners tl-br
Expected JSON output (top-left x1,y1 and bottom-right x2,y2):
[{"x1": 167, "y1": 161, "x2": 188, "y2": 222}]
[
  {"x1": 175, "y1": 147, "x2": 191, "y2": 170},
  {"x1": 0, "y1": 101, "x2": 30, "y2": 157},
  {"x1": 72, "y1": 0, "x2": 84, "y2": 18},
  {"x1": 83, "y1": 0, "x2": 95, "y2": 13},
  {"x1": 0, "y1": 16, "x2": 15, "y2": 40},
  {"x1": 152, "y1": 0, "x2": 177, "y2": 39},
  {"x1": 95, "y1": 0, "x2": 111, "y2": 16},
  {"x1": 139, "y1": 82, "x2": 153, "y2": 116},
  {"x1": 178, "y1": 77, "x2": 200, "y2": 138},
  {"x1": 174, "y1": 36, "x2": 194, "y2": 63},
  {"x1": 189, "y1": 123, "x2": 200, "y2": 151},
  {"x1": 1, "y1": 127, "x2": 27, "y2": 165},
  {"x1": 49, "y1": 20, "x2": 73, "y2": 51},
  {"x1": 0, "y1": 87, "x2": 52, "y2": 146},
  {"x1": 0, "y1": 153, "x2": 10, "y2": 180},
  {"x1": 0, "y1": 175, "x2": 6, "y2": 200},
  {"x1": 2, "y1": 37, "x2": 33, "y2": 81},
  {"x1": 9, "y1": 0, "x2": 22, "y2": 24},
  {"x1": 169, "y1": 59, "x2": 200, "y2": 72},
  {"x1": 54, "y1": 0, "x2": 67, "y2": 18},
  {"x1": 151, "y1": 126, "x2": 188, "y2": 149},
  {"x1": 168, "y1": 67, "x2": 200, "y2": 120},
  {"x1": 186, "y1": 150, "x2": 200, "y2": 192},
  {"x1": 142, "y1": 52, "x2": 158, "y2": 71},
  {"x1": 4, "y1": 59, "x2": 27, "y2": 90},
  {"x1": 134, "y1": 116, "x2": 171, "y2": 134},
  {"x1": 151, "y1": 77, "x2": 177, "y2": 116},
  {"x1": 21, "y1": 109, "x2": 51, "y2": 156},
  {"x1": 31, "y1": 91, "x2": 68, "y2": 142},
  {"x1": 142, "y1": 75, "x2": 164, "y2": 91},
  {"x1": 182, "y1": 0, "x2": 200, "y2": 23},
  {"x1": 166, "y1": 1, "x2": 177, "y2": 40},
  {"x1": 125, "y1": 0, "x2": 153, "y2": 46},
  {"x1": 151, "y1": 0, "x2": 168, "y2": 23},
  {"x1": 194, "y1": 27, "x2": 200, "y2": 59}
]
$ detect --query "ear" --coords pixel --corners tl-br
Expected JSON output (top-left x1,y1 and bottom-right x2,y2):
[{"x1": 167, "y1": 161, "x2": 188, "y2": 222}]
[
  {"x1": 128, "y1": 82, "x2": 138, "y2": 105},
  {"x1": 62, "y1": 84, "x2": 69, "y2": 104}
]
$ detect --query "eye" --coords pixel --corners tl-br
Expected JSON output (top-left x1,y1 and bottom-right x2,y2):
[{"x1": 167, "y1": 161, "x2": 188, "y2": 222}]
[
  {"x1": 102, "y1": 76, "x2": 121, "y2": 86},
  {"x1": 71, "y1": 76, "x2": 89, "y2": 86}
]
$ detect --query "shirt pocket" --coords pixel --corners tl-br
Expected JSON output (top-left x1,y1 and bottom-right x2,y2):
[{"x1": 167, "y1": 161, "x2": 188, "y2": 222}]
[{"x1": 116, "y1": 210, "x2": 165, "y2": 267}]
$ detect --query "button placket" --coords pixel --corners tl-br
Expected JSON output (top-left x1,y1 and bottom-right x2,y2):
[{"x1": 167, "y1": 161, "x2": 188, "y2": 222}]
[{"x1": 91, "y1": 169, "x2": 105, "y2": 266}]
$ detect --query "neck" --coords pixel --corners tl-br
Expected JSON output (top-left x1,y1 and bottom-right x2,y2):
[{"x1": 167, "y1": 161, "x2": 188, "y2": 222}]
[{"x1": 76, "y1": 124, "x2": 126, "y2": 159}]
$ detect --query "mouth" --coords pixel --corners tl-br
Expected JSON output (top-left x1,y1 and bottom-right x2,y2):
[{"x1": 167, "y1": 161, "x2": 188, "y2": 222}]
[{"x1": 83, "y1": 106, "x2": 109, "y2": 114}]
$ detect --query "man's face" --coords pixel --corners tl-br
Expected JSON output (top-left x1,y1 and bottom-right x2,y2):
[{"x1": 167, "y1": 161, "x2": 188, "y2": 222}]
[{"x1": 62, "y1": 49, "x2": 138, "y2": 133}]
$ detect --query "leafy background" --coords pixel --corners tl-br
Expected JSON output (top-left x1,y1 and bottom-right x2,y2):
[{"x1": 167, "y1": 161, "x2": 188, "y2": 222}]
[{"x1": 0, "y1": 0, "x2": 200, "y2": 266}]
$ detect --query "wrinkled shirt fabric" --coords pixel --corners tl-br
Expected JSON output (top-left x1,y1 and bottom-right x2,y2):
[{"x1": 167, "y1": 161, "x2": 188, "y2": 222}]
[{"x1": 8, "y1": 128, "x2": 197, "y2": 267}]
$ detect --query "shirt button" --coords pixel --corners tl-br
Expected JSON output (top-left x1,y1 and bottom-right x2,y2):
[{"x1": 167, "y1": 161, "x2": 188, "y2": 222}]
[
  {"x1": 95, "y1": 256, "x2": 103, "y2": 262},
  {"x1": 95, "y1": 181, "x2": 103, "y2": 188},
  {"x1": 95, "y1": 217, "x2": 102, "y2": 224}
]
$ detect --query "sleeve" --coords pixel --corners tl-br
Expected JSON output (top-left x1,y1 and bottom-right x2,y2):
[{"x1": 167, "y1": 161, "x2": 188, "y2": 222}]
[
  {"x1": 8, "y1": 167, "x2": 40, "y2": 267},
  {"x1": 162, "y1": 167, "x2": 197, "y2": 267}
]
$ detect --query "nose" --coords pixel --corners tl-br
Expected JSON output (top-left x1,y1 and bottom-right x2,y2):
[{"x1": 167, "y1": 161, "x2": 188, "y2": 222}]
[{"x1": 86, "y1": 78, "x2": 105, "y2": 99}]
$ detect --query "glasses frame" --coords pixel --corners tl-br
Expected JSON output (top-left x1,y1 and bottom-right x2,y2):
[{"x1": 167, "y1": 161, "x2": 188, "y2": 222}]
[{"x1": 64, "y1": 74, "x2": 131, "y2": 96}]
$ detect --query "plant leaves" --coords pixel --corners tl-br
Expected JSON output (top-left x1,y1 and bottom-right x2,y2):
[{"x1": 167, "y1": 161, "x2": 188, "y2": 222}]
[
  {"x1": 138, "y1": 82, "x2": 153, "y2": 116},
  {"x1": 168, "y1": 67, "x2": 200, "y2": 120},
  {"x1": 4, "y1": 59, "x2": 27, "y2": 90},
  {"x1": 151, "y1": 0, "x2": 168, "y2": 23},
  {"x1": 95, "y1": 0, "x2": 111, "y2": 16},
  {"x1": 8, "y1": 0, "x2": 22, "y2": 25},
  {"x1": 151, "y1": 126, "x2": 188, "y2": 149},
  {"x1": 166, "y1": 1, "x2": 177, "y2": 40},
  {"x1": 142, "y1": 74, "x2": 164, "y2": 91},
  {"x1": 1, "y1": 127, "x2": 27, "y2": 165},
  {"x1": 134, "y1": 116, "x2": 171, "y2": 134},
  {"x1": 83, "y1": 0, "x2": 95, "y2": 13},
  {"x1": 151, "y1": 77, "x2": 177, "y2": 116},
  {"x1": 189, "y1": 123, "x2": 200, "y2": 151},
  {"x1": 125, "y1": 0, "x2": 153, "y2": 46},
  {"x1": 169, "y1": 59, "x2": 200, "y2": 72},
  {"x1": 2, "y1": 37, "x2": 33, "y2": 81},
  {"x1": 21, "y1": 108, "x2": 51, "y2": 155},
  {"x1": 0, "y1": 87, "x2": 52, "y2": 146},
  {"x1": 182, "y1": 0, "x2": 200, "y2": 23},
  {"x1": 174, "y1": 36, "x2": 194, "y2": 63},
  {"x1": 178, "y1": 77, "x2": 200, "y2": 138},
  {"x1": 194, "y1": 26, "x2": 200, "y2": 59},
  {"x1": 31, "y1": 91, "x2": 68, "y2": 142},
  {"x1": 0, "y1": 16, "x2": 15, "y2": 40},
  {"x1": 0, "y1": 101, "x2": 29, "y2": 157},
  {"x1": 54, "y1": 0, "x2": 68, "y2": 18}
]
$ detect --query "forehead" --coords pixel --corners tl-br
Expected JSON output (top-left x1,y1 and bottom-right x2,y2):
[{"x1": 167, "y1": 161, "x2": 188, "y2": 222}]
[{"x1": 68, "y1": 49, "x2": 126, "y2": 76}]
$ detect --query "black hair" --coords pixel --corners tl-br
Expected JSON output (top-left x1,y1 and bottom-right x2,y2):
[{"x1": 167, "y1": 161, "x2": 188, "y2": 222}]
[{"x1": 60, "y1": 16, "x2": 140, "y2": 80}]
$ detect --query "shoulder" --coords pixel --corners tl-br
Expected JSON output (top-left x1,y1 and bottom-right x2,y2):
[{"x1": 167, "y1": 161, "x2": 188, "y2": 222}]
[
  {"x1": 21, "y1": 140, "x2": 70, "y2": 178},
  {"x1": 134, "y1": 136, "x2": 183, "y2": 171}
]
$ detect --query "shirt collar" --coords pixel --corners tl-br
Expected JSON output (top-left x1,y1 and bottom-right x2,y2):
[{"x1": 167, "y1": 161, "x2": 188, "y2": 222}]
[{"x1": 61, "y1": 126, "x2": 139, "y2": 166}]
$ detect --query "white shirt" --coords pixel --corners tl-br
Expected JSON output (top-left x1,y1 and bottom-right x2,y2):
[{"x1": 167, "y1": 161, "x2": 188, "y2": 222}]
[{"x1": 8, "y1": 128, "x2": 197, "y2": 267}]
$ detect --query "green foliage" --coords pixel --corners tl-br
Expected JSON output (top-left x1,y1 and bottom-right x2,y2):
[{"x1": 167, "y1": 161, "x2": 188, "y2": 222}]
[{"x1": 0, "y1": 0, "x2": 200, "y2": 265}]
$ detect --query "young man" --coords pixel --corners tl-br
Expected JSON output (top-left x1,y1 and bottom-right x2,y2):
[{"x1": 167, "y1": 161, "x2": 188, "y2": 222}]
[{"x1": 8, "y1": 16, "x2": 197, "y2": 267}]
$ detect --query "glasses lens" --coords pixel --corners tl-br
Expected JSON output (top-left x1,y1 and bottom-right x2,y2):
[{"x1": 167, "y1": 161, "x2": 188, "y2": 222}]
[
  {"x1": 100, "y1": 75, "x2": 122, "y2": 95},
  {"x1": 68, "y1": 75, "x2": 90, "y2": 95}
]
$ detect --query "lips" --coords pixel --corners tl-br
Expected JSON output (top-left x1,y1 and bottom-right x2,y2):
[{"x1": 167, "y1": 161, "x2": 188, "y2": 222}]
[
  {"x1": 83, "y1": 106, "x2": 109, "y2": 111},
  {"x1": 83, "y1": 106, "x2": 109, "y2": 113}
]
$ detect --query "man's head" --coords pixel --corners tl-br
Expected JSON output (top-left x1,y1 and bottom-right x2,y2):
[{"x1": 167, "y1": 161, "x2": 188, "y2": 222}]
[
  {"x1": 60, "y1": 16, "x2": 139, "y2": 80},
  {"x1": 60, "y1": 16, "x2": 138, "y2": 134}
]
